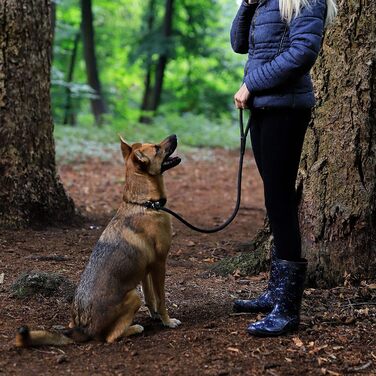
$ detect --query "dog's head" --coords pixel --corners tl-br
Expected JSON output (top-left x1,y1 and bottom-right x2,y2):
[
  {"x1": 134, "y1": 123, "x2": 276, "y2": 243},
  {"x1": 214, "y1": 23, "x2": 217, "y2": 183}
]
[{"x1": 120, "y1": 135, "x2": 181, "y2": 176}]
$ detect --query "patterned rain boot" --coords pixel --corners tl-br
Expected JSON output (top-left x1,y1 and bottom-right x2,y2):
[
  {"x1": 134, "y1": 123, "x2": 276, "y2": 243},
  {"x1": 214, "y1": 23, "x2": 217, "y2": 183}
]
[
  {"x1": 233, "y1": 246, "x2": 278, "y2": 313},
  {"x1": 247, "y1": 258, "x2": 307, "y2": 336}
]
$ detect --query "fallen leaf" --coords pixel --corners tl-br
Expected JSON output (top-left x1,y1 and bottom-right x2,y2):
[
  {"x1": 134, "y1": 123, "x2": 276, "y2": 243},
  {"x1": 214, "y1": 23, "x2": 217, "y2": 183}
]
[
  {"x1": 0, "y1": 273, "x2": 4, "y2": 284},
  {"x1": 318, "y1": 357, "x2": 329, "y2": 366},
  {"x1": 227, "y1": 347, "x2": 241, "y2": 354},
  {"x1": 292, "y1": 337, "x2": 304, "y2": 347},
  {"x1": 233, "y1": 269, "x2": 241, "y2": 278},
  {"x1": 332, "y1": 346, "x2": 344, "y2": 351},
  {"x1": 327, "y1": 370, "x2": 341, "y2": 376},
  {"x1": 344, "y1": 317, "x2": 356, "y2": 325},
  {"x1": 355, "y1": 308, "x2": 369, "y2": 316},
  {"x1": 187, "y1": 241, "x2": 196, "y2": 247}
]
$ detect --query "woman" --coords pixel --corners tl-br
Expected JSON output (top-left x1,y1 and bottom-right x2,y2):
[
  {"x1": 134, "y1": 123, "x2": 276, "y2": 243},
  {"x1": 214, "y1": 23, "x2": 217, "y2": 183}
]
[{"x1": 231, "y1": 0, "x2": 337, "y2": 336}]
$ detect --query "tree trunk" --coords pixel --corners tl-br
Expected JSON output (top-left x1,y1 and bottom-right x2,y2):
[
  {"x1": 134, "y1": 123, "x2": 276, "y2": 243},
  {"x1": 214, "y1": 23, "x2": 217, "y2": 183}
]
[
  {"x1": 139, "y1": 0, "x2": 156, "y2": 124},
  {"x1": 63, "y1": 32, "x2": 80, "y2": 126},
  {"x1": 149, "y1": 0, "x2": 174, "y2": 111},
  {"x1": 51, "y1": 0, "x2": 56, "y2": 61},
  {"x1": 213, "y1": 0, "x2": 376, "y2": 287},
  {"x1": 298, "y1": 0, "x2": 376, "y2": 287},
  {"x1": 0, "y1": 0, "x2": 76, "y2": 228},
  {"x1": 80, "y1": 0, "x2": 107, "y2": 125}
]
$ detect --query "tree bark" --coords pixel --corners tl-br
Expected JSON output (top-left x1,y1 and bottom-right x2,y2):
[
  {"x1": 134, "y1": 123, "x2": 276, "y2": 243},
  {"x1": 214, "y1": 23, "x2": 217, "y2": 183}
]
[
  {"x1": 0, "y1": 0, "x2": 76, "y2": 228},
  {"x1": 80, "y1": 0, "x2": 107, "y2": 125},
  {"x1": 298, "y1": 0, "x2": 376, "y2": 287},
  {"x1": 51, "y1": 0, "x2": 56, "y2": 61},
  {"x1": 214, "y1": 0, "x2": 376, "y2": 287}
]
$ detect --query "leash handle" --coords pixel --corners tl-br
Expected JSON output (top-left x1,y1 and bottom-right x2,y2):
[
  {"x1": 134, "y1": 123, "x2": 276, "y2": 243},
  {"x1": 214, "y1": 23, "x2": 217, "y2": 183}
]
[{"x1": 156, "y1": 109, "x2": 252, "y2": 234}]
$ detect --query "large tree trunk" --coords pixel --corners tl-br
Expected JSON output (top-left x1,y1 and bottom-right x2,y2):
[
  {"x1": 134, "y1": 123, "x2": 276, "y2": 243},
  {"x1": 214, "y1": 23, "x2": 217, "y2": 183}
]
[
  {"x1": 0, "y1": 0, "x2": 75, "y2": 228},
  {"x1": 298, "y1": 0, "x2": 376, "y2": 287},
  {"x1": 213, "y1": 0, "x2": 376, "y2": 287},
  {"x1": 51, "y1": 0, "x2": 56, "y2": 61},
  {"x1": 81, "y1": 0, "x2": 107, "y2": 125}
]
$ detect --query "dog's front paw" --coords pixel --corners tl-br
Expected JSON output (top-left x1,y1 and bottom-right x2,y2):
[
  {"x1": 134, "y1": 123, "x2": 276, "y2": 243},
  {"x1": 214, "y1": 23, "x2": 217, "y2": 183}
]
[
  {"x1": 163, "y1": 318, "x2": 182, "y2": 328},
  {"x1": 125, "y1": 324, "x2": 144, "y2": 337},
  {"x1": 131, "y1": 324, "x2": 145, "y2": 334}
]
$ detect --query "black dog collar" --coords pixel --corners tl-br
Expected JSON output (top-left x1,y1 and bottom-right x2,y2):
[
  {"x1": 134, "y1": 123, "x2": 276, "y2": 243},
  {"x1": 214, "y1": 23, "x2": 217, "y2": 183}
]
[{"x1": 128, "y1": 198, "x2": 167, "y2": 211}]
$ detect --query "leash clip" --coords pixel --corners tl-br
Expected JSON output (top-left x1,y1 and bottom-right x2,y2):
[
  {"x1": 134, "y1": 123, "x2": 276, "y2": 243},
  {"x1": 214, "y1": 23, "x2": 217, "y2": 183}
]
[{"x1": 145, "y1": 200, "x2": 165, "y2": 211}]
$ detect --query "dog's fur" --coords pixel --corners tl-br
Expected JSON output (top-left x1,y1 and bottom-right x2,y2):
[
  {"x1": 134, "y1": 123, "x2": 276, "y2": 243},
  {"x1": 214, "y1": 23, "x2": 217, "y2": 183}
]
[{"x1": 16, "y1": 135, "x2": 182, "y2": 347}]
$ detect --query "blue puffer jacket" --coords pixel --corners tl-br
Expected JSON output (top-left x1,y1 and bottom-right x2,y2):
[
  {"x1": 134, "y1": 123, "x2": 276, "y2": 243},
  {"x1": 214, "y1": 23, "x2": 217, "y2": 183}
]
[{"x1": 231, "y1": 0, "x2": 327, "y2": 108}]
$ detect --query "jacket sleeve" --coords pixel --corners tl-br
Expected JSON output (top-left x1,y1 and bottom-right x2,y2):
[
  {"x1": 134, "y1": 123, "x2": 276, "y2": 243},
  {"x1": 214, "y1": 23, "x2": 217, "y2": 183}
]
[
  {"x1": 244, "y1": 0, "x2": 326, "y2": 91},
  {"x1": 230, "y1": 1, "x2": 257, "y2": 54}
]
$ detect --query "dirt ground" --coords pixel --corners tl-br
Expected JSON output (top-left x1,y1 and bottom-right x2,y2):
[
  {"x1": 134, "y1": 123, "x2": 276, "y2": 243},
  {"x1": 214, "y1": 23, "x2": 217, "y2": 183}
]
[{"x1": 0, "y1": 148, "x2": 375, "y2": 375}]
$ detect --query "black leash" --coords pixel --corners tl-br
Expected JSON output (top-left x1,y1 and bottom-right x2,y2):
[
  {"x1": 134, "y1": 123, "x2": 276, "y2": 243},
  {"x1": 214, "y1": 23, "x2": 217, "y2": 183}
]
[{"x1": 147, "y1": 109, "x2": 252, "y2": 233}]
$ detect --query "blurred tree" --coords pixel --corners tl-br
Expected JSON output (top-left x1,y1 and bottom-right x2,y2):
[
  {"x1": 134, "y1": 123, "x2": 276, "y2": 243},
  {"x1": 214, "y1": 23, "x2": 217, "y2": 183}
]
[
  {"x1": 150, "y1": 0, "x2": 174, "y2": 111},
  {"x1": 81, "y1": 0, "x2": 107, "y2": 125},
  {"x1": 0, "y1": 0, "x2": 76, "y2": 228},
  {"x1": 63, "y1": 32, "x2": 81, "y2": 126},
  {"x1": 139, "y1": 0, "x2": 157, "y2": 124},
  {"x1": 139, "y1": 0, "x2": 175, "y2": 122}
]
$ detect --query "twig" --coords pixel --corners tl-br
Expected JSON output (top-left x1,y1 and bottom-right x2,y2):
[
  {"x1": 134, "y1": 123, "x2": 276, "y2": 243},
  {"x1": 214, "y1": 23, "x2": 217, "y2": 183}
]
[
  {"x1": 341, "y1": 302, "x2": 376, "y2": 308},
  {"x1": 229, "y1": 312, "x2": 253, "y2": 316},
  {"x1": 348, "y1": 361, "x2": 372, "y2": 372}
]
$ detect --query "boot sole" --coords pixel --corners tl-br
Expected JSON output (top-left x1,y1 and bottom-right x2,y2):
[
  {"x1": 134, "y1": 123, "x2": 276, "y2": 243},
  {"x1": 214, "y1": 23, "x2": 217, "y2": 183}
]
[{"x1": 247, "y1": 324, "x2": 299, "y2": 337}]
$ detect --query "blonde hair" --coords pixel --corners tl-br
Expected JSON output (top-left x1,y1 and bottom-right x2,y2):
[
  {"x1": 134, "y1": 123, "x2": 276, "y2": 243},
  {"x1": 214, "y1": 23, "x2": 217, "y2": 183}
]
[{"x1": 279, "y1": 0, "x2": 337, "y2": 26}]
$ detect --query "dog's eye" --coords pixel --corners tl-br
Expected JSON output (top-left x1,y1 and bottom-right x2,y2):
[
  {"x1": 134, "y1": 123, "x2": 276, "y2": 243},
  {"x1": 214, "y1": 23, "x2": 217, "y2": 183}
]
[{"x1": 155, "y1": 145, "x2": 161, "y2": 154}]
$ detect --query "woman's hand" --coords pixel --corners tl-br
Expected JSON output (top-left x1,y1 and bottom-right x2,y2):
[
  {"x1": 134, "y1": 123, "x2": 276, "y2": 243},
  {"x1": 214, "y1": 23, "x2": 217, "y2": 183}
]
[{"x1": 234, "y1": 83, "x2": 250, "y2": 109}]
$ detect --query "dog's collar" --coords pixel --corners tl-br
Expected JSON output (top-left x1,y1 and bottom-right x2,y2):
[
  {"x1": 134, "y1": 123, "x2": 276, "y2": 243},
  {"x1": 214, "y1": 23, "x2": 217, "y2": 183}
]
[{"x1": 127, "y1": 198, "x2": 167, "y2": 211}]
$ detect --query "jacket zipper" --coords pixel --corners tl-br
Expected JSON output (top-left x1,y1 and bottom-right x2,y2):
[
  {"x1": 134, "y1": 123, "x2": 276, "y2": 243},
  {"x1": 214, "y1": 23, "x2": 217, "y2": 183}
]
[
  {"x1": 277, "y1": 23, "x2": 288, "y2": 55},
  {"x1": 251, "y1": 0, "x2": 265, "y2": 49}
]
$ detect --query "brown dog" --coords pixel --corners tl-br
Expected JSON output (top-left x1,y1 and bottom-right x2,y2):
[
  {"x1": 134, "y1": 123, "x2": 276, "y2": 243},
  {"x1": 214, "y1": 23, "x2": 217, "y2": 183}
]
[{"x1": 16, "y1": 135, "x2": 182, "y2": 347}]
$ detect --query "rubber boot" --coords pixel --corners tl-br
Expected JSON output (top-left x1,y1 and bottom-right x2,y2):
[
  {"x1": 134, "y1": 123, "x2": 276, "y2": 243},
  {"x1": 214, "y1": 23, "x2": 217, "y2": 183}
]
[
  {"x1": 247, "y1": 258, "x2": 307, "y2": 337},
  {"x1": 233, "y1": 246, "x2": 278, "y2": 313}
]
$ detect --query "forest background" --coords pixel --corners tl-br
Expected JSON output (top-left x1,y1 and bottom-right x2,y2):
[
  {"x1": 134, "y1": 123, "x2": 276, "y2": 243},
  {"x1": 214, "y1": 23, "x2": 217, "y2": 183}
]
[{"x1": 53, "y1": 0, "x2": 244, "y2": 162}]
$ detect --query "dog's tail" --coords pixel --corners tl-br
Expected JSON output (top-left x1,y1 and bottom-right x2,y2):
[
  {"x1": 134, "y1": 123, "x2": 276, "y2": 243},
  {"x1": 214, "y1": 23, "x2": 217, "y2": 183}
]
[{"x1": 15, "y1": 325, "x2": 91, "y2": 347}]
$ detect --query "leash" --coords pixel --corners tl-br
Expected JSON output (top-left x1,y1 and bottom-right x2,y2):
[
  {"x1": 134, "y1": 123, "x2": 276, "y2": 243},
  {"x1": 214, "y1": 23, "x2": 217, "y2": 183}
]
[{"x1": 147, "y1": 109, "x2": 252, "y2": 233}]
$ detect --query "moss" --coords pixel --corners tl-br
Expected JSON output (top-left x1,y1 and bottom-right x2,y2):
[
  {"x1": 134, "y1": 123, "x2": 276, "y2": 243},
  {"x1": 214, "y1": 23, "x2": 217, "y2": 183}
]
[
  {"x1": 11, "y1": 270, "x2": 75, "y2": 302},
  {"x1": 210, "y1": 247, "x2": 269, "y2": 277},
  {"x1": 210, "y1": 225, "x2": 273, "y2": 277}
]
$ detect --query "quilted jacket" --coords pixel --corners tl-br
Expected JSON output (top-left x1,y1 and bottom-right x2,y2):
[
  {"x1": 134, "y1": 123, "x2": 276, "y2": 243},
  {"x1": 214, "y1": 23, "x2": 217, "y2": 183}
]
[{"x1": 230, "y1": 0, "x2": 327, "y2": 108}]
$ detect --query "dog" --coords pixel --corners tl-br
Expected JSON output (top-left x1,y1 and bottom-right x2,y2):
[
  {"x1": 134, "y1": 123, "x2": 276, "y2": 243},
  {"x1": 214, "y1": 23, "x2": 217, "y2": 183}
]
[{"x1": 16, "y1": 135, "x2": 182, "y2": 347}]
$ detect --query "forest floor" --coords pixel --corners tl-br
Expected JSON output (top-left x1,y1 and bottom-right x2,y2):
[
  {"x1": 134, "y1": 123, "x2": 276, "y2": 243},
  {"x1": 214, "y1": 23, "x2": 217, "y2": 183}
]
[{"x1": 0, "y1": 148, "x2": 375, "y2": 375}]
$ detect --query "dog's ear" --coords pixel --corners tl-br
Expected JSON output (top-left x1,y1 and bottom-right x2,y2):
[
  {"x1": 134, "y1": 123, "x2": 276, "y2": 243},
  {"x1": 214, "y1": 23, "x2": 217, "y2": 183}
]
[
  {"x1": 133, "y1": 150, "x2": 149, "y2": 165},
  {"x1": 119, "y1": 135, "x2": 131, "y2": 160}
]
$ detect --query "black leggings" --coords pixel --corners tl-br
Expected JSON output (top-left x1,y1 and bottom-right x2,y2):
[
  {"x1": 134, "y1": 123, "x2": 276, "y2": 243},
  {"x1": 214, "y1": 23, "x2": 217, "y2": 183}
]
[{"x1": 250, "y1": 108, "x2": 311, "y2": 261}]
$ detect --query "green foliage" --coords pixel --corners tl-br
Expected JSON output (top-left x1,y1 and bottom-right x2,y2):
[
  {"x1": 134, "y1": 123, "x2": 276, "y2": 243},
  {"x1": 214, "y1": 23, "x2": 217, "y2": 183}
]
[
  {"x1": 52, "y1": 0, "x2": 245, "y2": 129},
  {"x1": 54, "y1": 111, "x2": 241, "y2": 162}
]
